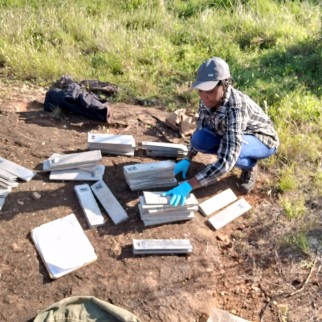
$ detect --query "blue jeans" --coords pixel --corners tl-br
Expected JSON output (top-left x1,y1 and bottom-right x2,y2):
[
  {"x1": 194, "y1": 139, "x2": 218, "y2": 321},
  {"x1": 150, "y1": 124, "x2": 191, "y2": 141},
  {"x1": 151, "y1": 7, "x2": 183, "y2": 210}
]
[{"x1": 190, "y1": 128, "x2": 276, "y2": 170}]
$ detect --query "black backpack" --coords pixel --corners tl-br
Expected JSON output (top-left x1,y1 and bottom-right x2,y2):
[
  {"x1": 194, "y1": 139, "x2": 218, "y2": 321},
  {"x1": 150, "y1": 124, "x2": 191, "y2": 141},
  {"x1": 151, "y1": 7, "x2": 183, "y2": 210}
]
[{"x1": 44, "y1": 77, "x2": 117, "y2": 122}]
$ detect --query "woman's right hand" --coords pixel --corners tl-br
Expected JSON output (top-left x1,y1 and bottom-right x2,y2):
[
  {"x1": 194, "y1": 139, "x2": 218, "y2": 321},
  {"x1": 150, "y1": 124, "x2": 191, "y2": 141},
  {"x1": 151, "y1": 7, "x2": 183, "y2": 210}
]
[{"x1": 174, "y1": 159, "x2": 191, "y2": 179}]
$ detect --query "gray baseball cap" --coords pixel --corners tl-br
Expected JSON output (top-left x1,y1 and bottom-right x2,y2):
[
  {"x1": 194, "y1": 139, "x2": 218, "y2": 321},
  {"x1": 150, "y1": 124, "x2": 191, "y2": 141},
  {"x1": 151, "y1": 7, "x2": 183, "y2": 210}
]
[{"x1": 192, "y1": 57, "x2": 231, "y2": 91}]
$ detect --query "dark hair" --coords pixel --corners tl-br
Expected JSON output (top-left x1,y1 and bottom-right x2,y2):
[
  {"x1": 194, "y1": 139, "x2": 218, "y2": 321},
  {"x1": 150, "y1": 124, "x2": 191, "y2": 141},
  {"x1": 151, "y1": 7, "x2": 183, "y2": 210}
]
[{"x1": 218, "y1": 78, "x2": 232, "y2": 91}]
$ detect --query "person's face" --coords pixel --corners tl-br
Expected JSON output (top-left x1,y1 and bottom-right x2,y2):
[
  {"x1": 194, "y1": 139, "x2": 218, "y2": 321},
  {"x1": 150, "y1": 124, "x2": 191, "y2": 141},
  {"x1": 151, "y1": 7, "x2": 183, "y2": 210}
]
[{"x1": 198, "y1": 84, "x2": 224, "y2": 109}]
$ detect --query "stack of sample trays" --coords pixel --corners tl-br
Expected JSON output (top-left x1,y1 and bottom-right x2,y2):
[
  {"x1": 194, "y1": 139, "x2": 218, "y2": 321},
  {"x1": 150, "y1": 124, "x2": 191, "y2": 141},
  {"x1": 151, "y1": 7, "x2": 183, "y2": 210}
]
[
  {"x1": 141, "y1": 141, "x2": 188, "y2": 158},
  {"x1": 87, "y1": 133, "x2": 135, "y2": 156},
  {"x1": 138, "y1": 191, "x2": 198, "y2": 226},
  {"x1": 133, "y1": 239, "x2": 193, "y2": 255},
  {"x1": 0, "y1": 157, "x2": 36, "y2": 210},
  {"x1": 123, "y1": 160, "x2": 177, "y2": 191},
  {"x1": 43, "y1": 150, "x2": 104, "y2": 181}
]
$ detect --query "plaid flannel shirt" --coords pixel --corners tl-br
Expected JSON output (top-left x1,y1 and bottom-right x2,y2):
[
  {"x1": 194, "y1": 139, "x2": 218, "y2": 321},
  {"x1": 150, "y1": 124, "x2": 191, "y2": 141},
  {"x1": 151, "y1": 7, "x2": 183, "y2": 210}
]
[{"x1": 189, "y1": 85, "x2": 279, "y2": 186}]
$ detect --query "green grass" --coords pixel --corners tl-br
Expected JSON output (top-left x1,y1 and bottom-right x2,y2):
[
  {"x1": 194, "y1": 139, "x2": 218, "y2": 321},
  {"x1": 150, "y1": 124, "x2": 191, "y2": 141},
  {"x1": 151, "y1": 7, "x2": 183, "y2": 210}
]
[
  {"x1": 279, "y1": 195, "x2": 306, "y2": 219},
  {"x1": 0, "y1": 0, "x2": 321, "y2": 253},
  {"x1": 284, "y1": 231, "x2": 310, "y2": 255}
]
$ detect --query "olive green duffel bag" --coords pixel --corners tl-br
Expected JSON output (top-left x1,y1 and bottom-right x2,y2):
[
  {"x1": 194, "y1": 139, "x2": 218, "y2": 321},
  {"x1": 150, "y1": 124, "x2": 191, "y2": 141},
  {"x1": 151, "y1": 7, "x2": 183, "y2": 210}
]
[{"x1": 33, "y1": 296, "x2": 141, "y2": 322}]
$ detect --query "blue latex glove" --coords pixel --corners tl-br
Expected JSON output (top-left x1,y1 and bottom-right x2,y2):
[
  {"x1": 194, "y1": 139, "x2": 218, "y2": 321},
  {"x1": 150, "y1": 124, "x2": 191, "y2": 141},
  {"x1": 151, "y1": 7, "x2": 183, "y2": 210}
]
[
  {"x1": 162, "y1": 181, "x2": 192, "y2": 207},
  {"x1": 174, "y1": 159, "x2": 191, "y2": 179}
]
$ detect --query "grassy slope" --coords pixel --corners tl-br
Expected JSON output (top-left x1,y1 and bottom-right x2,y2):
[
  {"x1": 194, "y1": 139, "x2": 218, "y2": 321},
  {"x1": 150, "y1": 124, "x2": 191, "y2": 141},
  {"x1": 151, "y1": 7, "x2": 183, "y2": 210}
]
[{"x1": 0, "y1": 0, "x2": 321, "y2": 253}]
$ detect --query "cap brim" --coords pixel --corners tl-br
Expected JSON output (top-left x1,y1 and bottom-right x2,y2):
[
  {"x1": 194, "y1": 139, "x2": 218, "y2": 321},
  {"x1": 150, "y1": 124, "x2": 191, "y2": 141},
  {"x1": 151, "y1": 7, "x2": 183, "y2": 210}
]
[{"x1": 191, "y1": 80, "x2": 219, "y2": 91}]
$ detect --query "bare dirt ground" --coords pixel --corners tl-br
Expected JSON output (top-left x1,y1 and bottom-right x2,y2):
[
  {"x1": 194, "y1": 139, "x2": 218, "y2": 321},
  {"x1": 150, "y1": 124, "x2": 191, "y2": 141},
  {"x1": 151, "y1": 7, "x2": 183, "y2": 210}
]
[{"x1": 0, "y1": 82, "x2": 321, "y2": 322}]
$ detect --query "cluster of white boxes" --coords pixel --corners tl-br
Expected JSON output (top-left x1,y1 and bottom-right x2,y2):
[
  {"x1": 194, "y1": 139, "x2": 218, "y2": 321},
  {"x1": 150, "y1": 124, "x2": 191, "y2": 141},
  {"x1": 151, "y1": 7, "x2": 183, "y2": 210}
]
[
  {"x1": 74, "y1": 180, "x2": 129, "y2": 228},
  {"x1": 138, "y1": 191, "x2": 198, "y2": 227},
  {"x1": 43, "y1": 150, "x2": 105, "y2": 181},
  {"x1": 87, "y1": 133, "x2": 189, "y2": 159},
  {"x1": 87, "y1": 133, "x2": 136, "y2": 156},
  {"x1": 133, "y1": 239, "x2": 193, "y2": 255},
  {"x1": 140, "y1": 141, "x2": 188, "y2": 158},
  {"x1": 123, "y1": 160, "x2": 177, "y2": 191},
  {"x1": 0, "y1": 157, "x2": 36, "y2": 210},
  {"x1": 198, "y1": 188, "x2": 252, "y2": 230},
  {"x1": 1, "y1": 132, "x2": 253, "y2": 278}
]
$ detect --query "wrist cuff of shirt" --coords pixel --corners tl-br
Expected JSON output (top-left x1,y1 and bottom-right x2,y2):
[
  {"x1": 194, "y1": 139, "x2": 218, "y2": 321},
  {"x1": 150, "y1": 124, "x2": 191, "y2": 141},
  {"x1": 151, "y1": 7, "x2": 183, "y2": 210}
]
[{"x1": 184, "y1": 150, "x2": 197, "y2": 161}]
